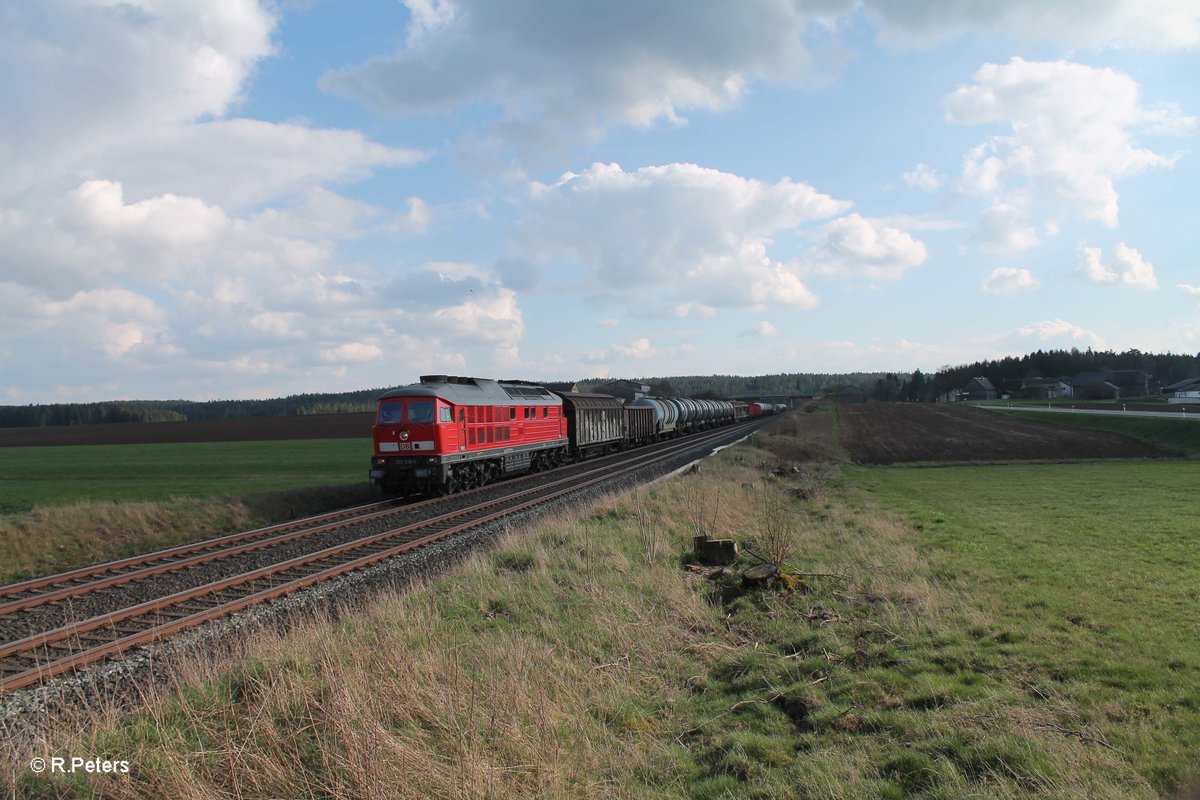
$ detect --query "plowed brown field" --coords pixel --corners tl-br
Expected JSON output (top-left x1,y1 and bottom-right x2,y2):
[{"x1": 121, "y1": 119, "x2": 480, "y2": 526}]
[
  {"x1": 0, "y1": 413, "x2": 374, "y2": 447},
  {"x1": 838, "y1": 404, "x2": 1166, "y2": 464}
]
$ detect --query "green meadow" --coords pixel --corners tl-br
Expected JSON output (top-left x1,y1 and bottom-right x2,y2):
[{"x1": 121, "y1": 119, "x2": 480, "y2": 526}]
[
  {"x1": 845, "y1": 460, "x2": 1200, "y2": 791},
  {"x1": 0, "y1": 438, "x2": 374, "y2": 582},
  {"x1": 0, "y1": 438, "x2": 372, "y2": 515}
]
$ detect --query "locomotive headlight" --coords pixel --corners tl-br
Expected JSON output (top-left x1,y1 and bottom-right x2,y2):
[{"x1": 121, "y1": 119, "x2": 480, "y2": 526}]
[{"x1": 399, "y1": 430, "x2": 409, "y2": 441}]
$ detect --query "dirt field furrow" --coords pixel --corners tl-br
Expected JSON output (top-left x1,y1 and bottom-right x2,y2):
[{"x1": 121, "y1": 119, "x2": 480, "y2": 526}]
[{"x1": 838, "y1": 404, "x2": 1166, "y2": 464}]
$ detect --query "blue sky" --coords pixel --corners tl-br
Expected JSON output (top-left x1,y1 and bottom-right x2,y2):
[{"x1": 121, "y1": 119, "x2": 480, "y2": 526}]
[{"x1": 1, "y1": 1, "x2": 1198, "y2": 402}]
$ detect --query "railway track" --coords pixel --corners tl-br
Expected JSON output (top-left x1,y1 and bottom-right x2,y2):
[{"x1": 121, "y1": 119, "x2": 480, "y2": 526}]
[{"x1": 0, "y1": 420, "x2": 761, "y2": 694}]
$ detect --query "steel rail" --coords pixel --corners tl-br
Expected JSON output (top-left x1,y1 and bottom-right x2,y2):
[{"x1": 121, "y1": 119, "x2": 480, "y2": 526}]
[
  {"x1": 0, "y1": 502, "x2": 422, "y2": 617},
  {"x1": 0, "y1": 422, "x2": 748, "y2": 615},
  {"x1": 0, "y1": 421, "x2": 760, "y2": 693},
  {"x1": 0, "y1": 497, "x2": 400, "y2": 600}
]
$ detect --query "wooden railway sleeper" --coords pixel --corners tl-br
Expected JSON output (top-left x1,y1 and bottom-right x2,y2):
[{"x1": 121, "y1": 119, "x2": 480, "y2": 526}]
[
  {"x1": 165, "y1": 602, "x2": 213, "y2": 614},
  {"x1": 3, "y1": 653, "x2": 53, "y2": 667},
  {"x1": 64, "y1": 633, "x2": 117, "y2": 646}
]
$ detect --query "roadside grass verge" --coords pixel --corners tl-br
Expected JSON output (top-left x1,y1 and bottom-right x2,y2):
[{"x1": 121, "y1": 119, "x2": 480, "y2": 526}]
[
  {"x1": 993, "y1": 410, "x2": 1200, "y2": 458},
  {"x1": 11, "y1": 415, "x2": 1190, "y2": 798}
]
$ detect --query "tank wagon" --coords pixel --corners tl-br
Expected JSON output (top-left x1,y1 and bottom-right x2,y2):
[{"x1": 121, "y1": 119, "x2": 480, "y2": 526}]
[
  {"x1": 371, "y1": 376, "x2": 745, "y2": 496},
  {"x1": 748, "y1": 401, "x2": 787, "y2": 417}
]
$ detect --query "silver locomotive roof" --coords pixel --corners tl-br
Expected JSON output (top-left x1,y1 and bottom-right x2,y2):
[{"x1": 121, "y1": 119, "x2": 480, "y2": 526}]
[{"x1": 378, "y1": 375, "x2": 562, "y2": 407}]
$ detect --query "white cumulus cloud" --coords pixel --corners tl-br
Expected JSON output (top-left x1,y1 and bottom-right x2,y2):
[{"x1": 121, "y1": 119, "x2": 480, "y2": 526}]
[
  {"x1": 515, "y1": 162, "x2": 850, "y2": 314},
  {"x1": 945, "y1": 58, "x2": 1195, "y2": 233},
  {"x1": 0, "y1": 2, "x2": 440, "y2": 399},
  {"x1": 1016, "y1": 319, "x2": 1106, "y2": 349},
  {"x1": 1180, "y1": 284, "x2": 1200, "y2": 308},
  {"x1": 862, "y1": 0, "x2": 1200, "y2": 50},
  {"x1": 983, "y1": 267, "x2": 1039, "y2": 294},
  {"x1": 810, "y1": 213, "x2": 927, "y2": 279},
  {"x1": 611, "y1": 338, "x2": 655, "y2": 359},
  {"x1": 321, "y1": 0, "x2": 834, "y2": 165},
  {"x1": 1076, "y1": 243, "x2": 1159, "y2": 290},
  {"x1": 903, "y1": 163, "x2": 943, "y2": 192},
  {"x1": 740, "y1": 321, "x2": 779, "y2": 337},
  {"x1": 321, "y1": 342, "x2": 384, "y2": 363},
  {"x1": 321, "y1": 1, "x2": 1200, "y2": 169},
  {"x1": 974, "y1": 204, "x2": 1040, "y2": 253}
]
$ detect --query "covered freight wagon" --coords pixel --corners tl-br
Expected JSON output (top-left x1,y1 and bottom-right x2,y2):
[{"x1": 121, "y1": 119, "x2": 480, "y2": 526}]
[
  {"x1": 623, "y1": 403, "x2": 656, "y2": 446},
  {"x1": 556, "y1": 392, "x2": 625, "y2": 457}
]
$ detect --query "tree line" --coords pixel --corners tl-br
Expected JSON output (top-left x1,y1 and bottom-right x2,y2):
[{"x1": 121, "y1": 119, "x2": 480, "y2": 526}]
[
  {"x1": 924, "y1": 348, "x2": 1200, "y2": 401},
  {"x1": 582, "y1": 372, "x2": 893, "y2": 399},
  {"x1": 0, "y1": 390, "x2": 389, "y2": 429},
  {"x1": 5, "y1": 350, "x2": 1196, "y2": 428}
]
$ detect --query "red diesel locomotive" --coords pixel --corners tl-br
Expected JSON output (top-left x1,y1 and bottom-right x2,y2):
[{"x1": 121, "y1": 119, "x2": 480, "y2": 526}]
[
  {"x1": 370, "y1": 374, "x2": 753, "y2": 496},
  {"x1": 370, "y1": 375, "x2": 569, "y2": 495}
]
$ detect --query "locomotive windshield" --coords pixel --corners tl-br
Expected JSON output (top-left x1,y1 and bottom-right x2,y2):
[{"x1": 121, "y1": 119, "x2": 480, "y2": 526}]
[
  {"x1": 406, "y1": 400, "x2": 435, "y2": 423},
  {"x1": 378, "y1": 401, "x2": 403, "y2": 424}
]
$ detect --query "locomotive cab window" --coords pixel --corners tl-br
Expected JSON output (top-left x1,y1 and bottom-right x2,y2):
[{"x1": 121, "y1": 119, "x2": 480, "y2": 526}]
[
  {"x1": 440, "y1": 407, "x2": 452, "y2": 423},
  {"x1": 407, "y1": 401, "x2": 435, "y2": 423},
  {"x1": 378, "y1": 402, "x2": 403, "y2": 424},
  {"x1": 458, "y1": 409, "x2": 465, "y2": 422}
]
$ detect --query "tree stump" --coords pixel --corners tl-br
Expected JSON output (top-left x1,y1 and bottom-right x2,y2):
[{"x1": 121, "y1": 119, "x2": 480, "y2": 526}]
[
  {"x1": 694, "y1": 536, "x2": 738, "y2": 565},
  {"x1": 743, "y1": 563, "x2": 779, "y2": 586}
]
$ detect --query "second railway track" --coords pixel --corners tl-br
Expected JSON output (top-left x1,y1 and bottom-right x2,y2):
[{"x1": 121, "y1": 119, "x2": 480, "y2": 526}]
[{"x1": 0, "y1": 420, "x2": 762, "y2": 695}]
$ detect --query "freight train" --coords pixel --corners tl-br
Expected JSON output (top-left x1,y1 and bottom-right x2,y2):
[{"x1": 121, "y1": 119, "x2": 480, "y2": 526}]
[
  {"x1": 369, "y1": 375, "x2": 749, "y2": 495},
  {"x1": 746, "y1": 401, "x2": 788, "y2": 417}
]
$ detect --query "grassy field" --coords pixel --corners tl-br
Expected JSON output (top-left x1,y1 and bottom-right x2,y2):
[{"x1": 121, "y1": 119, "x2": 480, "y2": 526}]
[
  {"x1": 846, "y1": 460, "x2": 1200, "y2": 793},
  {"x1": 0, "y1": 438, "x2": 374, "y2": 583},
  {"x1": 991, "y1": 410, "x2": 1200, "y2": 458},
  {"x1": 12, "y1": 411, "x2": 1199, "y2": 798},
  {"x1": 0, "y1": 438, "x2": 372, "y2": 513}
]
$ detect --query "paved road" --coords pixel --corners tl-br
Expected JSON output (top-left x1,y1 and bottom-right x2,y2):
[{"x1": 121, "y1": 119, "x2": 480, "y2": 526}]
[{"x1": 978, "y1": 405, "x2": 1200, "y2": 421}]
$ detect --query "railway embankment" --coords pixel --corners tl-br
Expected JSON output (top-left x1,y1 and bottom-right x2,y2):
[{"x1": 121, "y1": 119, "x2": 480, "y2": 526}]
[{"x1": 6, "y1": 407, "x2": 1197, "y2": 798}]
